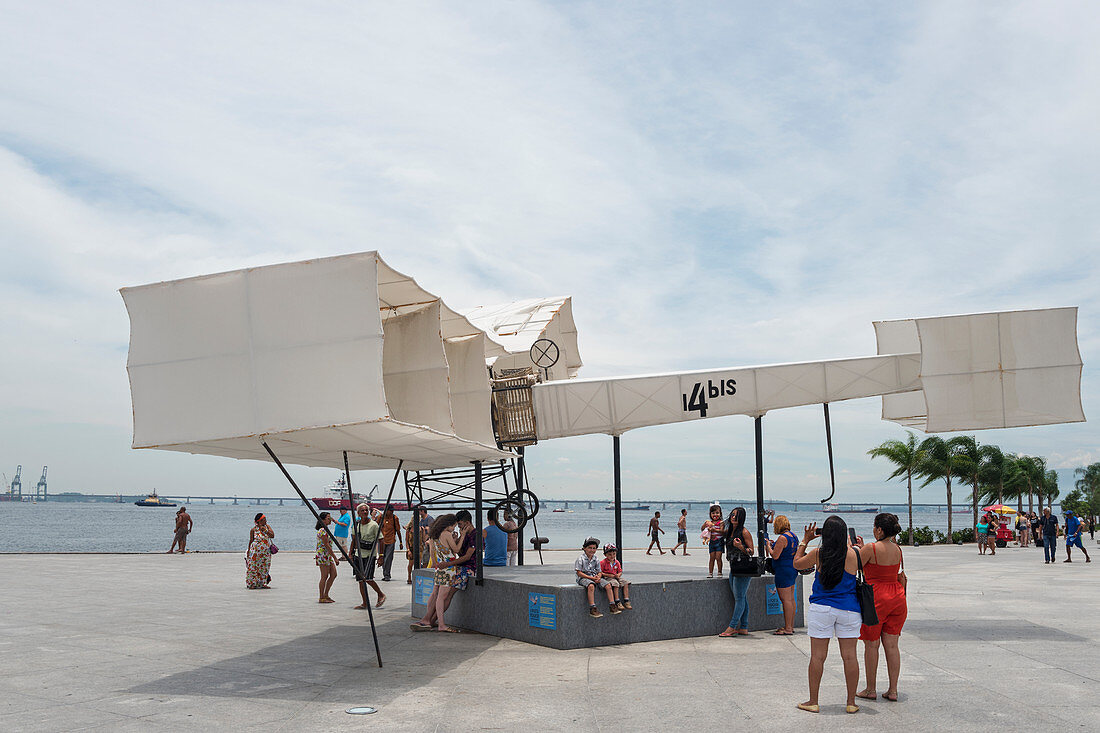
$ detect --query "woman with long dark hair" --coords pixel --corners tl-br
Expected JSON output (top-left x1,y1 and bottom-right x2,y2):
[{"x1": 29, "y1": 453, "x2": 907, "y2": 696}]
[
  {"x1": 856, "y1": 512, "x2": 907, "y2": 703},
  {"x1": 411, "y1": 513, "x2": 463, "y2": 632},
  {"x1": 793, "y1": 516, "x2": 861, "y2": 714},
  {"x1": 718, "y1": 506, "x2": 755, "y2": 637},
  {"x1": 315, "y1": 512, "x2": 339, "y2": 603}
]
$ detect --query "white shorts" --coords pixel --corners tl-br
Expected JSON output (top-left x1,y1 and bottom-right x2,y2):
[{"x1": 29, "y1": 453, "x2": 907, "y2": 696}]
[
  {"x1": 507, "y1": 550, "x2": 518, "y2": 566},
  {"x1": 807, "y1": 603, "x2": 862, "y2": 639}
]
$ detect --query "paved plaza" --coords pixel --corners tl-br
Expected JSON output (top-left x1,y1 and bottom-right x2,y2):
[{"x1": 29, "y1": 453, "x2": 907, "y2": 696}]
[{"x1": 1, "y1": 543, "x2": 1097, "y2": 732}]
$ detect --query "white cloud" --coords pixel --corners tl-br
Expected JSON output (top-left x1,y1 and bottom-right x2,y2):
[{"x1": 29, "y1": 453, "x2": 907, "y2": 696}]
[{"x1": 1, "y1": 1, "x2": 1098, "y2": 499}]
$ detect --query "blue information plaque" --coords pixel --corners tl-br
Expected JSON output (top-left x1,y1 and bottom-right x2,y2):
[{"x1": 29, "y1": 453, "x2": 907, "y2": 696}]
[
  {"x1": 765, "y1": 582, "x2": 796, "y2": 615},
  {"x1": 528, "y1": 592, "x2": 557, "y2": 629},
  {"x1": 414, "y1": 575, "x2": 434, "y2": 606}
]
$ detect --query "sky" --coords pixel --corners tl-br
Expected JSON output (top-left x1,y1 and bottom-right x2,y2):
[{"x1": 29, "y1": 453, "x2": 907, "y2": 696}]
[{"x1": 1, "y1": 2, "x2": 1098, "y2": 504}]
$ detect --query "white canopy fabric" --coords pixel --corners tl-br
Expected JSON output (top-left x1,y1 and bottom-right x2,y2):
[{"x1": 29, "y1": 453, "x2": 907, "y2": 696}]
[
  {"x1": 875, "y1": 307, "x2": 1085, "y2": 432},
  {"x1": 533, "y1": 354, "x2": 922, "y2": 439},
  {"x1": 121, "y1": 252, "x2": 510, "y2": 470},
  {"x1": 463, "y1": 297, "x2": 582, "y2": 380},
  {"x1": 535, "y1": 308, "x2": 1085, "y2": 439}
]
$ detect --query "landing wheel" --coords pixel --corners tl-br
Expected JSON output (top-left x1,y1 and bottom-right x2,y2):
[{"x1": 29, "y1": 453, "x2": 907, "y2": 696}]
[
  {"x1": 493, "y1": 497, "x2": 529, "y2": 533},
  {"x1": 508, "y1": 488, "x2": 540, "y2": 520}
]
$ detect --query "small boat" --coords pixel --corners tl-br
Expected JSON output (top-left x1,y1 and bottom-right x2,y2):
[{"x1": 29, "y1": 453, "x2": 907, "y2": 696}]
[
  {"x1": 604, "y1": 504, "x2": 651, "y2": 510},
  {"x1": 821, "y1": 503, "x2": 878, "y2": 513},
  {"x1": 135, "y1": 490, "x2": 176, "y2": 507},
  {"x1": 552, "y1": 508, "x2": 566, "y2": 513}
]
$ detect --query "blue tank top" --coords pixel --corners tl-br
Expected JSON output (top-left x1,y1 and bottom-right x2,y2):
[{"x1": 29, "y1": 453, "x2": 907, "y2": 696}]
[
  {"x1": 777, "y1": 531, "x2": 798, "y2": 568},
  {"x1": 809, "y1": 569, "x2": 860, "y2": 613},
  {"x1": 483, "y1": 525, "x2": 508, "y2": 566}
]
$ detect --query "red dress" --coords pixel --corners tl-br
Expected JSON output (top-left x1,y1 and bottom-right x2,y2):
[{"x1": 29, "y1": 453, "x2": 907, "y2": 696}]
[{"x1": 859, "y1": 543, "x2": 907, "y2": 640}]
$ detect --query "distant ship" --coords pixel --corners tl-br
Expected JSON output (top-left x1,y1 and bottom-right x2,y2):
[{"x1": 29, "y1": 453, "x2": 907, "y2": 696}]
[
  {"x1": 605, "y1": 504, "x2": 651, "y2": 511},
  {"x1": 135, "y1": 490, "x2": 176, "y2": 507},
  {"x1": 821, "y1": 503, "x2": 878, "y2": 513},
  {"x1": 311, "y1": 476, "x2": 410, "y2": 511}
]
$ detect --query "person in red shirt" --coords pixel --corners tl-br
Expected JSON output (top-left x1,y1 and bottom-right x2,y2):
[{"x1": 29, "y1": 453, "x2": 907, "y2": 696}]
[{"x1": 599, "y1": 544, "x2": 632, "y2": 610}]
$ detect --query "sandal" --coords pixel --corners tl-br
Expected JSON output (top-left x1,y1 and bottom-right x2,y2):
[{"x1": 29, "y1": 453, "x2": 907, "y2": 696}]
[
  {"x1": 882, "y1": 692, "x2": 899, "y2": 702},
  {"x1": 855, "y1": 691, "x2": 877, "y2": 700},
  {"x1": 846, "y1": 705, "x2": 860, "y2": 714},
  {"x1": 437, "y1": 627, "x2": 461, "y2": 633},
  {"x1": 796, "y1": 703, "x2": 819, "y2": 714},
  {"x1": 376, "y1": 596, "x2": 386, "y2": 608},
  {"x1": 718, "y1": 631, "x2": 736, "y2": 638},
  {"x1": 410, "y1": 623, "x2": 433, "y2": 632}
]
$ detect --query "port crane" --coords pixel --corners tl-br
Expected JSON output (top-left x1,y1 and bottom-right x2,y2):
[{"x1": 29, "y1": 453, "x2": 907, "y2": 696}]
[
  {"x1": 9, "y1": 465, "x2": 22, "y2": 500},
  {"x1": 35, "y1": 466, "x2": 47, "y2": 501}
]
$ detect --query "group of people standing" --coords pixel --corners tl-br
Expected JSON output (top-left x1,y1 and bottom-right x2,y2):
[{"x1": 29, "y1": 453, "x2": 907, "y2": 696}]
[
  {"x1": 977, "y1": 508, "x2": 1092, "y2": 564},
  {"x1": 696, "y1": 504, "x2": 908, "y2": 713}
]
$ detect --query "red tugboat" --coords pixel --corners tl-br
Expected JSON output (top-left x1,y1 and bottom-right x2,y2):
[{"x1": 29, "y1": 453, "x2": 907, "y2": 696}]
[{"x1": 311, "y1": 476, "x2": 410, "y2": 511}]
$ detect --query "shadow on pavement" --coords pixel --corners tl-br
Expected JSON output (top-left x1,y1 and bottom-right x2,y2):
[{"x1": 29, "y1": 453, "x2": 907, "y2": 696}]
[
  {"x1": 905, "y1": 619, "x2": 1086, "y2": 642},
  {"x1": 125, "y1": 617, "x2": 496, "y2": 705}
]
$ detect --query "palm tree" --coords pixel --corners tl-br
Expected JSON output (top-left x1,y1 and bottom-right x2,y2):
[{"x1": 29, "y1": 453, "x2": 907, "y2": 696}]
[
  {"x1": 979, "y1": 444, "x2": 1010, "y2": 506},
  {"x1": 918, "y1": 435, "x2": 965, "y2": 540},
  {"x1": 1002, "y1": 456, "x2": 1029, "y2": 515},
  {"x1": 869, "y1": 432, "x2": 925, "y2": 545},
  {"x1": 1040, "y1": 469, "x2": 1060, "y2": 512},
  {"x1": 953, "y1": 436, "x2": 983, "y2": 537},
  {"x1": 1018, "y1": 456, "x2": 1046, "y2": 515},
  {"x1": 1075, "y1": 463, "x2": 1100, "y2": 515}
]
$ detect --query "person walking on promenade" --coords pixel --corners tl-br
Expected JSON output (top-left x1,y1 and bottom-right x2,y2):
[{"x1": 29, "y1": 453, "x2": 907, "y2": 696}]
[
  {"x1": 315, "y1": 512, "x2": 339, "y2": 603},
  {"x1": 646, "y1": 511, "x2": 665, "y2": 555},
  {"x1": 718, "y1": 506, "x2": 755, "y2": 637},
  {"x1": 671, "y1": 509, "x2": 690, "y2": 555},
  {"x1": 503, "y1": 509, "x2": 519, "y2": 566},
  {"x1": 377, "y1": 504, "x2": 402, "y2": 581},
  {"x1": 855, "y1": 513, "x2": 907, "y2": 703},
  {"x1": 1032, "y1": 512, "x2": 1042, "y2": 546},
  {"x1": 766, "y1": 514, "x2": 798, "y2": 635},
  {"x1": 1040, "y1": 507, "x2": 1060, "y2": 564},
  {"x1": 1017, "y1": 513, "x2": 1029, "y2": 547},
  {"x1": 1090, "y1": 515, "x2": 1096, "y2": 540},
  {"x1": 245, "y1": 513, "x2": 274, "y2": 590},
  {"x1": 793, "y1": 517, "x2": 862, "y2": 714},
  {"x1": 1064, "y1": 511, "x2": 1091, "y2": 563},
  {"x1": 332, "y1": 507, "x2": 351, "y2": 554},
  {"x1": 703, "y1": 505, "x2": 725, "y2": 577},
  {"x1": 411, "y1": 514, "x2": 463, "y2": 632},
  {"x1": 351, "y1": 504, "x2": 386, "y2": 609}
]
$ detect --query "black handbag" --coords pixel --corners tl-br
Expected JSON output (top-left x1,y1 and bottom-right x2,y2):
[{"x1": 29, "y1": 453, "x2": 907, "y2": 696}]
[
  {"x1": 854, "y1": 552, "x2": 879, "y2": 626},
  {"x1": 726, "y1": 536, "x2": 762, "y2": 576}
]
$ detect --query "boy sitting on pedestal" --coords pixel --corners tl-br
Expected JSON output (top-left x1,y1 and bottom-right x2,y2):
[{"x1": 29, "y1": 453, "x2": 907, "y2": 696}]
[
  {"x1": 575, "y1": 537, "x2": 619, "y2": 618},
  {"x1": 599, "y1": 543, "x2": 632, "y2": 610}
]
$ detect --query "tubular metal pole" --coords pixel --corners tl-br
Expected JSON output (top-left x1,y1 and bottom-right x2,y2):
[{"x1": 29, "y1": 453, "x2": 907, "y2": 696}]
[
  {"x1": 515, "y1": 452, "x2": 525, "y2": 566},
  {"x1": 820, "y1": 403, "x2": 837, "y2": 505},
  {"x1": 755, "y1": 417, "x2": 765, "y2": 558},
  {"x1": 342, "y1": 451, "x2": 383, "y2": 668},
  {"x1": 613, "y1": 435, "x2": 623, "y2": 567},
  {"x1": 262, "y1": 443, "x2": 382, "y2": 668},
  {"x1": 474, "y1": 461, "x2": 484, "y2": 585}
]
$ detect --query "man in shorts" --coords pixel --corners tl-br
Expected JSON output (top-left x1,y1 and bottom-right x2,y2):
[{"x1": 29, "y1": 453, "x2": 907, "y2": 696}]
[
  {"x1": 332, "y1": 507, "x2": 352, "y2": 554},
  {"x1": 168, "y1": 507, "x2": 192, "y2": 553},
  {"x1": 671, "y1": 508, "x2": 690, "y2": 555},
  {"x1": 351, "y1": 504, "x2": 386, "y2": 609},
  {"x1": 646, "y1": 511, "x2": 665, "y2": 555},
  {"x1": 1064, "y1": 510, "x2": 1091, "y2": 563},
  {"x1": 576, "y1": 537, "x2": 618, "y2": 617}
]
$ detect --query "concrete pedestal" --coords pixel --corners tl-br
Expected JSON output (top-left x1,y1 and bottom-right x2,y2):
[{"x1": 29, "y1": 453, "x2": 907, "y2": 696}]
[{"x1": 411, "y1": 564, "x2": 804, "y2": 649}]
